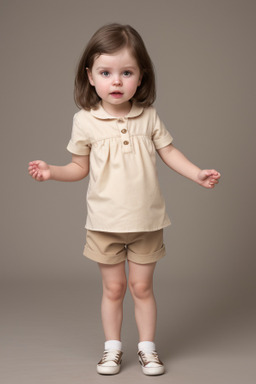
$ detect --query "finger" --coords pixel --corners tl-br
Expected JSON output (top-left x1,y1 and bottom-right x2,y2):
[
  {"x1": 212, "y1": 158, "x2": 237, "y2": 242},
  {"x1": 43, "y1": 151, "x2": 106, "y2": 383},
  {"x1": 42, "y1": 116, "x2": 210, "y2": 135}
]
[
  {"x1": 207, "y1": 170, "x2": 220, "y2": 178},
  {"x1": 29, "y1": 161, "x2": 39, "y2": 167},
  {"x1": 212, "y1": 171, "x2": 221, "y2": 178},
  {"x1": 28, "y1": 165, "x2": 36, "y2": 172},
  {"x1": 204, "y1": 170, "x2": 213, "y2": 177},
  {"x1": 33, "y1": 169, "x2": 40, "y2": 178},
  {"x1": 36, "y1": 173, "x2": 42, "y2": 181}
]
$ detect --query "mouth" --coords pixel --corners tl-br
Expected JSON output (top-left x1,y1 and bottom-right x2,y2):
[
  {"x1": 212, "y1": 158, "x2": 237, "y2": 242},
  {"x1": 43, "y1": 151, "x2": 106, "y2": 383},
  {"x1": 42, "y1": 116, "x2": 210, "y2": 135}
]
[{"x1": 110, "y1": 91, "x2": 123, "y2": 98}]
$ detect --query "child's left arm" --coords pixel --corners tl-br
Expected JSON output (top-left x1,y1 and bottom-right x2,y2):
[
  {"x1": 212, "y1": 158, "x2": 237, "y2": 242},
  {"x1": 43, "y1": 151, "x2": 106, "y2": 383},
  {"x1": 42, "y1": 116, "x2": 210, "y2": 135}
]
[{"x1": 157, "y1": 144, "x2": 221, "y2": 189}]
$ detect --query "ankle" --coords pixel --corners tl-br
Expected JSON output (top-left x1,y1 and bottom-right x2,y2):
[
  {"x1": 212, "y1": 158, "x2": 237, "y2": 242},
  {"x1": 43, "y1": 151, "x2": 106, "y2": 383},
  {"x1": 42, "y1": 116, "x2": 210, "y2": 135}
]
[
  {"x1": 105, "y1": 340, "x2": 122, "y2": 351},
  {"x1": 138, "y1": 341, "x2": 156, "y2": 352}
]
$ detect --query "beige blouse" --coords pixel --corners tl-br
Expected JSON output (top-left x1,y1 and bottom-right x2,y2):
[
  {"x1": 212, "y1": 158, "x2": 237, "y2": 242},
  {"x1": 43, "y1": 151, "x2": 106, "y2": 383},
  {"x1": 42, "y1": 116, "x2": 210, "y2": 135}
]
[{"x1": 67, "y1": 102, "x2": 173, "y2": 232}]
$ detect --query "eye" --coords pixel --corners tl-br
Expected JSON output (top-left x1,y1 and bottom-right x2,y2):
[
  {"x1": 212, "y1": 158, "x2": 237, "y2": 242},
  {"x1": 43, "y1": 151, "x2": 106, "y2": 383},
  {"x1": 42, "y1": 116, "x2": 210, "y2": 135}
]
[
  {"x1": 123, "y1": 71, "x2": 132, "y2": 77},
  {"x1": 101, "y1": 71, "x2": 110, "y2": 77}
]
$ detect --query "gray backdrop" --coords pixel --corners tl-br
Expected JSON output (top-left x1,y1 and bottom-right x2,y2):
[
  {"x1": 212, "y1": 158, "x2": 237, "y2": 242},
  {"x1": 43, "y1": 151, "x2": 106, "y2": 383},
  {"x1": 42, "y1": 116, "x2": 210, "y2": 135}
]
[{"x1": 1, "y1": 1, "x2": 255, "y2": 383}]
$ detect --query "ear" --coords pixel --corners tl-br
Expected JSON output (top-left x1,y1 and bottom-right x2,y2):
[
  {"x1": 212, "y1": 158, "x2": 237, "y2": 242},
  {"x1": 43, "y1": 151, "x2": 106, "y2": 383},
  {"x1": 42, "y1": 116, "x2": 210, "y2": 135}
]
[
  {"x1": 86, "y1": 68, "x2": 95, "y2": 86},
  {"x1": 138, "y1": 73, "x2": 143, "y2": 87}
]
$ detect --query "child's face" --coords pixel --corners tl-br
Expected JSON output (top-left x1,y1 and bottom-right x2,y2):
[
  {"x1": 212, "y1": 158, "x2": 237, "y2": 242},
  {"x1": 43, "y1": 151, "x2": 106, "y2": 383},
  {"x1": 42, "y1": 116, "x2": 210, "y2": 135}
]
[{"x1": 87, "y1": 48, "x2": 142, "y2": 115}]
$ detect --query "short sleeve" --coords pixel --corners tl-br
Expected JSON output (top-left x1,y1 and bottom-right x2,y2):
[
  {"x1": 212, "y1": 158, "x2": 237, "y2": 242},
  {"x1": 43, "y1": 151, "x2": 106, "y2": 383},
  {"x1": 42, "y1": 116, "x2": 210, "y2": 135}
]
[
  {"x1": 67, "y1": 114, "x2": 91, "y2": 155},
  {"x1": 152, "y1": 112, "x2": 173, "y2": 150},
  {"x1": 152, "y1": 113, "x2": 173, "y2": 149}
]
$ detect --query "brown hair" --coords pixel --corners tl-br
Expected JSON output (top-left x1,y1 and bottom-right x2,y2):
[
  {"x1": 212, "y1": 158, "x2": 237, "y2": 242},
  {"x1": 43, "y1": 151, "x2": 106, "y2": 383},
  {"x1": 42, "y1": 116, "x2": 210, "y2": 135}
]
[{"x1": 74, "y1": 23, "x2": 156, "y2": 110}]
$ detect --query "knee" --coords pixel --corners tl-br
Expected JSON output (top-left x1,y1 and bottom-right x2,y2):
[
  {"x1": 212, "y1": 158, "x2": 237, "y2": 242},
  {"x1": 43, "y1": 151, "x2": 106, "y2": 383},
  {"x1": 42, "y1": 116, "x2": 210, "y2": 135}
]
[
  {"x1": 104, "y1": 280, "x2": 127, "y2": 301},
  {"x1": 129, "y1": 280, "x2": 152, "y2": 300}
]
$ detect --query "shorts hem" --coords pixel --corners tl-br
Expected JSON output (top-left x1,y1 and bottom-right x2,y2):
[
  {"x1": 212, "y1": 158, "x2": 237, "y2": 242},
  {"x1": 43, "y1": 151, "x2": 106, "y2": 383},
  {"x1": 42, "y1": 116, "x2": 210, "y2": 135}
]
[
  {"x1": 127, "y1": 244, "x2": 166, "y2": 264},
  {"x1": 83, "y1": 244, "x2": 166, "y2": 265},
  {"x1": 83, "y1": 244, "x2": 127, "y2": 265}
]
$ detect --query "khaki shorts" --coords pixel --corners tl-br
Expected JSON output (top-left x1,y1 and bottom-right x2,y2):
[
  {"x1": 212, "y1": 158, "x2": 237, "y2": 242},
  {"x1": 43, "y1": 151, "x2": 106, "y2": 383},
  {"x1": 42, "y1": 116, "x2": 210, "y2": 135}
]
[{"x1": 83, "y1": 229, "x2": 165, "y2": 265}]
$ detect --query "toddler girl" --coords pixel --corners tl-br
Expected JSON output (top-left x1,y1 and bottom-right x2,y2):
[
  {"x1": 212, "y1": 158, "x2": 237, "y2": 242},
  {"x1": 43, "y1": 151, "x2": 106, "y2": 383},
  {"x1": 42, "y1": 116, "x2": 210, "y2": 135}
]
[{"x1": 28, "y1": 23, "x2": 220, "y2": 376}]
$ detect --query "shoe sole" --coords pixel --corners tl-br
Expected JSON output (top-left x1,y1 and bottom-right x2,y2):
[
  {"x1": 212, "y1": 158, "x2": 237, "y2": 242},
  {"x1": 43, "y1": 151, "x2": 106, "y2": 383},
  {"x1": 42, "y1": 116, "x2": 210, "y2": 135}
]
[
  {"x1": 142, "y1": 366, "x2": 165, "y2": 375},
  {"x1": 97, "y1": 365, "x2": 121, "y2": 375}
]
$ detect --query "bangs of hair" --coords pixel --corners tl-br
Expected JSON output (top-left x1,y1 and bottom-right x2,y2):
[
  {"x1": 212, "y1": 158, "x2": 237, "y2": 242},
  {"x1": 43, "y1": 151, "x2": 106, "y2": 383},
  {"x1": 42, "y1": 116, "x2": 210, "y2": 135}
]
[{"x1": 74, "y1": 24, "x2": 156, "y2": 110}]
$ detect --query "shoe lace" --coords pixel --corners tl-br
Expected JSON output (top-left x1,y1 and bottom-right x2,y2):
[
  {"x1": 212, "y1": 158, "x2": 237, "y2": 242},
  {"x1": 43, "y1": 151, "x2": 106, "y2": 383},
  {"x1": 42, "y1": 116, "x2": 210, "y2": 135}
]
[
  {"x1": 140, "y1": 351, "x2": 161, "y2": 364},
  {"x1": 101, "y1": 350, "x2": 121, "y2": 364}
]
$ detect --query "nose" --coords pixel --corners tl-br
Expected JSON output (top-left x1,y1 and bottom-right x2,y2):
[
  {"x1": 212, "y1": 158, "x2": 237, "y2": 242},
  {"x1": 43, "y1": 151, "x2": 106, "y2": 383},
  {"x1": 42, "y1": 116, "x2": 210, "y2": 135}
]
[{"x1": 113, "y1": 74, "x2": 122, "y2": 85}]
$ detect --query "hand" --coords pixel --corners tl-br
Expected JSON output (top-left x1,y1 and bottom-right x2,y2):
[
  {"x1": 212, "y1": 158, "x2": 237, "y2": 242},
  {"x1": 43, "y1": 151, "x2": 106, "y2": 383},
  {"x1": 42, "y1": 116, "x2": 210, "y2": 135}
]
[
  {"x1": 198, "y1": 169, "x2": 221, "y2": 189},
  {"x1": 28, "y1": 160, "x2": 51, "y2": 182}
]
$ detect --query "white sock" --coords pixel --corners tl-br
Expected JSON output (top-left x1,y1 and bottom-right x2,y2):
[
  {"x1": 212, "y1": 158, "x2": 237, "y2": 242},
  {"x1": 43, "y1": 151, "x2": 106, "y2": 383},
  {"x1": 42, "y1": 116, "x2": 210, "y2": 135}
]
[
  {"x1": 138, "y1": 341, "x2": 156, "y2": 352},
  {"x1": 105, "y1": 340, "x2": 122, "y2": 351}
]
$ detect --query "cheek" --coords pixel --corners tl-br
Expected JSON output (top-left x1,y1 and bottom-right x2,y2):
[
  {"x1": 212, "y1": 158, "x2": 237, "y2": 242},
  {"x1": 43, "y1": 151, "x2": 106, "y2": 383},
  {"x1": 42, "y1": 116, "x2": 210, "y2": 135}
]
[
  {"x1": 127, "y1": 78, "x2": 140, "y2": 92},
  {"x1": 94, "y1": 80, "x2": 109, "y2": 97},
  {"x1": 98, "y1": 82, "x2": 108, "y2": 92}
]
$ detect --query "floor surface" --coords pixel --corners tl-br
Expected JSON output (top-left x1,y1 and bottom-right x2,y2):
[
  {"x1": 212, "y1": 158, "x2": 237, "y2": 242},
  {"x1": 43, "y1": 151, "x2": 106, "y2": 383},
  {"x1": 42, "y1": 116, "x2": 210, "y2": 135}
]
[{"x1": 1, "y1": 280, "x2": 255, "y2": 384}]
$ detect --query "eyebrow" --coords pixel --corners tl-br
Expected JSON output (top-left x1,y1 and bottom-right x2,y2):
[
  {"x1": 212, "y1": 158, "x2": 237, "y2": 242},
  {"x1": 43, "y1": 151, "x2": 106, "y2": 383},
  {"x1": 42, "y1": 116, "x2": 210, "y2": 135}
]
[{"x1": 95, "y1": 66, "x2": 137, "y2": 71}]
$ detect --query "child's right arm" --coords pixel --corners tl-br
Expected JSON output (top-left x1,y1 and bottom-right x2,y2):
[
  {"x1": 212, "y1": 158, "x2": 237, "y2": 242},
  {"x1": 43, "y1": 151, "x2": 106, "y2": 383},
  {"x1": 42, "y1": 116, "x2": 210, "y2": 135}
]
[{"x1": 28, "y1": 154, "x2": 89, "y2": 182}]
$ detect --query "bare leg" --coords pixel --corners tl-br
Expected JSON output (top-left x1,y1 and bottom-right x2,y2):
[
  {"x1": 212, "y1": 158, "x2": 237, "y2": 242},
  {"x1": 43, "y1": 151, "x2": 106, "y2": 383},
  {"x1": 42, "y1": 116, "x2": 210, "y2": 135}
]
[
  {"x1": 128, "y1": 261, "x2": 157, "y2": 342},
  {"x1": 98, "y1": 261, "x2": 127, "y2": 341}
]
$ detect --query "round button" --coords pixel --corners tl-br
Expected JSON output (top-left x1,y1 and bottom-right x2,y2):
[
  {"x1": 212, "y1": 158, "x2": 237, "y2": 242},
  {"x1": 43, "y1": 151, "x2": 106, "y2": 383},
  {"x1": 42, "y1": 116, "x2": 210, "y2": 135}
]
[
  {"x1": 121, "y1": 129, "x2": 127, "y2": 134},
  {"x1": 123, "y1": 141, "x2": 129, "y2": 145}
]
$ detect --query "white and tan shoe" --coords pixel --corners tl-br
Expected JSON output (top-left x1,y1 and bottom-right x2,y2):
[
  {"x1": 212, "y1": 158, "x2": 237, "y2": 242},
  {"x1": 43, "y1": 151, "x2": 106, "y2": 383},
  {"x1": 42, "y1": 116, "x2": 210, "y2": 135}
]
[
  {"x1": 97, "y1": 349, "x2": 123, "y2": 375},
  {"x1": 138, "y1": 350, "x2": 165, "y2": 375}
]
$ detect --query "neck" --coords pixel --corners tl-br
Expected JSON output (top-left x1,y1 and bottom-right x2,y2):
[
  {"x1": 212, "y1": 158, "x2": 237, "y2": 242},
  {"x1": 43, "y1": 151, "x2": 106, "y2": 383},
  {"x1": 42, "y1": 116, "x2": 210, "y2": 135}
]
[{"x1": 101, "y1": 101, "x2": 132, "y2": 117}]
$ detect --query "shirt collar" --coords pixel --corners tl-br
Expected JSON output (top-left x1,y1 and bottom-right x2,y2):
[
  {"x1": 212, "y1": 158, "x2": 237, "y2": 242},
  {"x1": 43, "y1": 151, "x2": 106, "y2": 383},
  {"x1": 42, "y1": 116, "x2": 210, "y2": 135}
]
[{"x1": 90, "y1": 102, "x2": 144, "y2": 120}]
